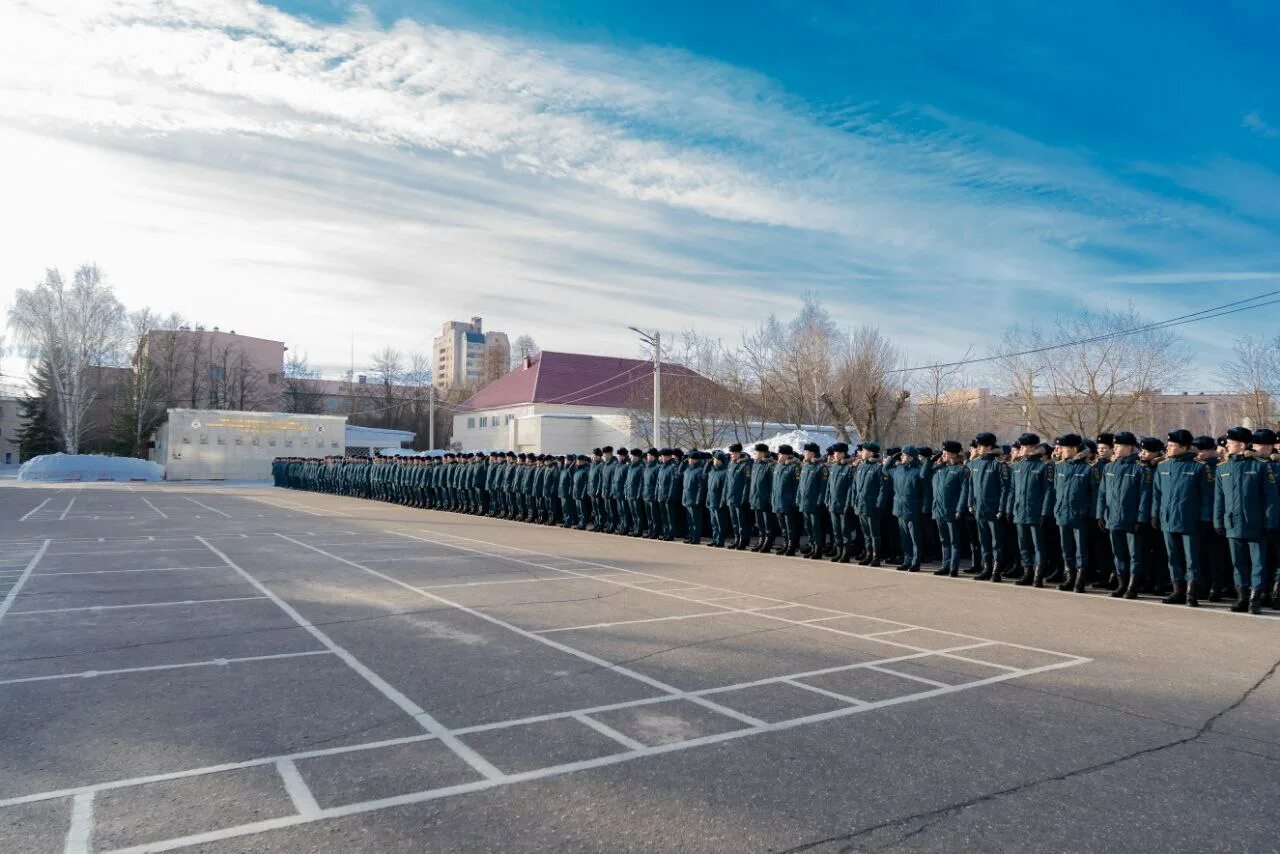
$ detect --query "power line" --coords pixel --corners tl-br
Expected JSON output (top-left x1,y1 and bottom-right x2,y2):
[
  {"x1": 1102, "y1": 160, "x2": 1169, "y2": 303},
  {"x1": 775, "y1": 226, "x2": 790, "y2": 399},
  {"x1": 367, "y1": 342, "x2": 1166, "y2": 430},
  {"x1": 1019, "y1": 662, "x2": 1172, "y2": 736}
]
[{"x1": 888, "y1": 289, "x2": 1280, "y2": 375}]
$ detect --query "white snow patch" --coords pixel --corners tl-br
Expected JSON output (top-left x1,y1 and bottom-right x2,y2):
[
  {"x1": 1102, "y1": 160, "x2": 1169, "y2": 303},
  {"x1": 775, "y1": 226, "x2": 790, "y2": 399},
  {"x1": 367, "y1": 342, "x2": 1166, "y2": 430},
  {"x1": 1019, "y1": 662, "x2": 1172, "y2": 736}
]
[{"x1": 17, "y1": 453, "x2": 165, "y2": 482}]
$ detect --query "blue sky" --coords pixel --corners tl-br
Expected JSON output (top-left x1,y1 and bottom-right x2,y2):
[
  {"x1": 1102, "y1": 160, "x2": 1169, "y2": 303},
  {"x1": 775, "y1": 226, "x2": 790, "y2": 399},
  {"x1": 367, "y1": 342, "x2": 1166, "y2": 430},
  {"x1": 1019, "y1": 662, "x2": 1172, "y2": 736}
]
[{"x1": 1, "y1": 0, "x2": 1278, "y2": 386}]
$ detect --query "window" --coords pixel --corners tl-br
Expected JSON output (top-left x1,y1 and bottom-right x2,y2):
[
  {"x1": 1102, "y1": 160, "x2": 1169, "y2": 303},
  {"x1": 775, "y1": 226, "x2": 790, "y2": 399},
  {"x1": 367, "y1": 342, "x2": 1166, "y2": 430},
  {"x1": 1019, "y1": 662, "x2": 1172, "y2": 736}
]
[
  {"x1": 268, "y1": 373, "x2": 279, "y2": 385},
  {"x1": 209, "y1": 365, "x2": 225, "y2": 381},
  {"x1": 467, "y1": 417, "x2": 475, "y2": 429},
  {"x1": 479, "y1": 416, "x2": 488, "y2": 428}
]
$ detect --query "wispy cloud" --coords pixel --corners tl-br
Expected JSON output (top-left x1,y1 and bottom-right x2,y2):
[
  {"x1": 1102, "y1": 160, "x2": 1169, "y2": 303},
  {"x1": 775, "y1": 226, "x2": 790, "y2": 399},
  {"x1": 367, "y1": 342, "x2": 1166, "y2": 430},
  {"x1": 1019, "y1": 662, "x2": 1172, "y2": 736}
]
[
  {"x1": 1243, "y1": 110, "x2": 1280, "y2": 139},
  {"x1": 1, "y1": 0, "x2": 1277, "y2": 382}
]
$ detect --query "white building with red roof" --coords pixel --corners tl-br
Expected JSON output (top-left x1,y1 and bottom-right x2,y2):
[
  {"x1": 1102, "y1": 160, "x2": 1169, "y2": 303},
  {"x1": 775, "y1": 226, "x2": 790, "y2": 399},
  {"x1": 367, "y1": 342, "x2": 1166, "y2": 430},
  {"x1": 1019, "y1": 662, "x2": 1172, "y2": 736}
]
[{"x1": 452, "y1": 351, "x2": 728, "y2": 454}]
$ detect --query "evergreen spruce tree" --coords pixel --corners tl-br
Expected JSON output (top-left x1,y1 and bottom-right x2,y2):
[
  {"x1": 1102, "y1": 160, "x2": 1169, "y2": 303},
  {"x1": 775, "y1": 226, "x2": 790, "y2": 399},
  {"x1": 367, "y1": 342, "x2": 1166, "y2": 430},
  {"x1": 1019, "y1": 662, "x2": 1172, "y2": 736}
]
[{"x1": 16, "y1": 360, "x2": 61, "y2": 461}]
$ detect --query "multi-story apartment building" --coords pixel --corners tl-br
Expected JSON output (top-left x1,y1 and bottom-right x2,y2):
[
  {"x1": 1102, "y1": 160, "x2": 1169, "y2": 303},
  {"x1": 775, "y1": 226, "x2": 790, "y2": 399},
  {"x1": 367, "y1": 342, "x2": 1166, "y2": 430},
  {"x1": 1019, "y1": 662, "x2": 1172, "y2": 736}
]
[{"x1": 432, "y1": 317, "x2": 509, "y2": 391}]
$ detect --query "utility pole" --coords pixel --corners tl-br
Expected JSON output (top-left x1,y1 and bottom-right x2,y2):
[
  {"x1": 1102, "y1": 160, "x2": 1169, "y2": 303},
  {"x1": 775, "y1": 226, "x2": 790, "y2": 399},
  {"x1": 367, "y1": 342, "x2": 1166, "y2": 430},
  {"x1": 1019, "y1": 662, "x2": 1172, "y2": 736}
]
[
  {"x1": 428, "y1": 385, "x2": 436, "y2": 450},
  {"x1": 629, "y1": 327, "x2": 661, "y2": 448}
]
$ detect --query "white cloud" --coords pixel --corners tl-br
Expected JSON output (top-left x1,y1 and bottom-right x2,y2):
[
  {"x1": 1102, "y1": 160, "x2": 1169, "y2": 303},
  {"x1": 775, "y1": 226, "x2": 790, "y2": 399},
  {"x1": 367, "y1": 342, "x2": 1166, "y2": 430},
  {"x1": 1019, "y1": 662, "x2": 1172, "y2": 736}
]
[
  {"x1": 1242, "y1": 110, "x2": 1280, "y2": 139},
  {"x1": 1, "y1": 0, "x2": 1277, "y2": 386}
]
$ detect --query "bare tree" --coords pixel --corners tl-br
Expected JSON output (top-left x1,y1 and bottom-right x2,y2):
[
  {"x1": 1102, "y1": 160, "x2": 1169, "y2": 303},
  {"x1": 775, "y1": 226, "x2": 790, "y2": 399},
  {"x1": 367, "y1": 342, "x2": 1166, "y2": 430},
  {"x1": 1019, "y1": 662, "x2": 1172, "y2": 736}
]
[
  {"x1": 994, "y1": 305, "x2": 1191, "y2": 436},
  {"x1": 910, "y1": 351, "x2": 986, "y2": 447},
  {"x1": 512, "y1": 334, "x2": 540, "y2": 366},
  {"x1": 282, "y1": 354, "x2": 325, "y2": 415},
  {"x1": 820, "y1": 325, "x2": 911, "y2": 444},
  {"x1": 1217, "y1": 335, "x2": 1280, "y2": 427},
  {"x1": 7, "y1": 265, "x2": 126, "y2": 453}
]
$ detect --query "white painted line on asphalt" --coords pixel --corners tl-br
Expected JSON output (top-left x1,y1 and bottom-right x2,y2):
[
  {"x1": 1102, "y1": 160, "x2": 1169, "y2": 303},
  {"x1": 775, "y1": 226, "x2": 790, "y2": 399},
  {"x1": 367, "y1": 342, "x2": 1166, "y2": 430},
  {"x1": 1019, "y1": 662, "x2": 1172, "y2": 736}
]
[
  {"x1": 573, "y1": 712, "x2": 647, "y2": 751},
  {"x1": 43, "y1": 547, "x2": 209, "y2": 557},
  {"x1": 59, "y1": 497, "x2": 76, "y2": 521},
  {"x1": 933, "y1": 651, "x2": 1021, "y2": 673},
  {"x1": 415, "y1": 576, "x2": 597, "y2": 591},
  {"x1": 37, "y1": 566, "x2": 229, "y2": 576},
  {"x1": 409, "y1": 526, "x2": 1093, "y2": 661},
  {"x1": 533, "y1": 609, "x2": 763, "y2": 634},
  {"x1": 863, "y1": 627, "x2": 918, "y2": 637},
  {"x1": 93, "y1": 657, "x2": 1090, "y2": 854},
  {"x1": 285, "y1": 533, "x2": 767, "y2": 728},
  {"x1": 276, "y1": 759, "x2": 322, "y2": 818},
  {"x1": 0, "y1": 540, "x2": 49, "y2": 624},
  {"x1": 64, "y1": 791, "x2": 94, "y2": 854},
  {"x1": 865, "y1": 665, "x2": 949, "y2": 689},
  {"x1": 19, "y1": 497, "x2": 51, "y2": 521},
  {"x1": 140, "y1": 496, "x2": 168, "y2": 519},
  {"x1": 184, "y1": 496, "x2": 231, "y2": 517},
  {"x1": 782, "y1": 679, "x2": 868, "y2": 707},
  {"x1": 0, "y1": 650, "x2": 334, "y2": 686},
  {"x1": 10, "y1": 596, "x2": 269, "y2": 616},
  {"x1": 196, "y1": 536, "x2": 504, "y2": 783},
  {"x1": 249, "y1": 496, "x2": 350, "y2": 517}
]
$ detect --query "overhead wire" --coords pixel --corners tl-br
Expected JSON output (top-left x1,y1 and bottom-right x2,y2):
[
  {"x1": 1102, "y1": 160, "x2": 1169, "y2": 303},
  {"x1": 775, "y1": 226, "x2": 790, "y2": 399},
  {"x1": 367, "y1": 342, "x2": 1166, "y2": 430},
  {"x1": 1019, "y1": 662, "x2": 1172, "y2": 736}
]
[{"x1": 887, "y1": 289, "x2": 1280, "y2": 375}]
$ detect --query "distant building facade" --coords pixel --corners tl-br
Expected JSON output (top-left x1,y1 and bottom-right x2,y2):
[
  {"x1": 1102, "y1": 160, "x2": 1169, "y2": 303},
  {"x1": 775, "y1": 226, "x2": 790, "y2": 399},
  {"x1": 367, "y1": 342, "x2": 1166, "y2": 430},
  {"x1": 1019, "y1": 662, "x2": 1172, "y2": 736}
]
[
  {"x1": 141, "y1": 328, "x2": 285, "y2": 412},
  {"x1": 433, "y1": 317, "x2": 509, "y2": 391},
  {"x1": 0, "y1": 392, "x2": 27, "y2": 465},
  {"x1": 453, "y1": 351, "x2": 737, "y2": 454}
]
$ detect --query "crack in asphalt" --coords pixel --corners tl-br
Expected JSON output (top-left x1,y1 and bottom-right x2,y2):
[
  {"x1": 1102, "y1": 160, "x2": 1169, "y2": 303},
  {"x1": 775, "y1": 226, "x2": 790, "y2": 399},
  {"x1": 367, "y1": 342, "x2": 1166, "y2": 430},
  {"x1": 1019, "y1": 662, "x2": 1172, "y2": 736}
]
[{"x1": 775, "y1": 653, "x2": 1280, "y2": 853}]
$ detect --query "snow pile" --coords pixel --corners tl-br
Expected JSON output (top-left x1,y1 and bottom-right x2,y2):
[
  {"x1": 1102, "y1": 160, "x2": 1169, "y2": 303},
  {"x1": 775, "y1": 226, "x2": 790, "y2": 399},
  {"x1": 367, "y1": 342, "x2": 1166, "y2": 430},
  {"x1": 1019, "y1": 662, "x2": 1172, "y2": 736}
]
[
  {"x1": 17, "y1": 454, "x2": 165, "y2": 482},
  {"x1": 718, "y1": 428, "x2": 846, "y2": 453}
]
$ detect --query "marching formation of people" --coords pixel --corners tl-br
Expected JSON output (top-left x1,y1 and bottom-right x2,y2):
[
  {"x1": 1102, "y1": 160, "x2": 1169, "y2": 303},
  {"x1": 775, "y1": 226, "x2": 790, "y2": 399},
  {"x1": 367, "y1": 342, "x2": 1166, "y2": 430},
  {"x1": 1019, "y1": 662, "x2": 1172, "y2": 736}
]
[{"x1": 273, "y1": 426, "x2": 1279, "y2": 616}]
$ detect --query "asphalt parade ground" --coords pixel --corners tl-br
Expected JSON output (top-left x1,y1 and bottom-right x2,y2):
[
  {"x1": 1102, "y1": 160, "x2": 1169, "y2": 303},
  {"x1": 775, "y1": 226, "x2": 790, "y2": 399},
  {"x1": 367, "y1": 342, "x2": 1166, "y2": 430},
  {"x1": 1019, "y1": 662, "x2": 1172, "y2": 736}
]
[{"x1": 1, "y1": 484, "x2": 1277, "y2": 853}]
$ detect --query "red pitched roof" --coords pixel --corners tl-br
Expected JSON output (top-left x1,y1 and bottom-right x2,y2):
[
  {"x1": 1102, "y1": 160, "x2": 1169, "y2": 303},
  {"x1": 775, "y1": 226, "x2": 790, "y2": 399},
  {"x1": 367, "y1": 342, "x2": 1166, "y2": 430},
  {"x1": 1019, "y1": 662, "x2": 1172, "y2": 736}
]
[{"x1": 459, "y1": 351, "x2": 706, "y2": 411}]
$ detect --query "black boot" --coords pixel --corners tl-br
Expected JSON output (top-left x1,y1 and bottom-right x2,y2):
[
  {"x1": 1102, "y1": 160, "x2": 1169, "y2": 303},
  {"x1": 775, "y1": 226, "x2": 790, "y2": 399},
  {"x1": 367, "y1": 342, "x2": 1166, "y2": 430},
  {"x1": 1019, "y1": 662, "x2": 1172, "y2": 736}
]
[
  {"x1": 1073, "y1": 571, "x2": 1086, "y2": 593},
  {"x1": 856, "y1": 552, "x2": 872, "y2": 566},
  {"x1": 1123, "y1": 575, "x2": 1139, "y2": 600},
  {"x1": 1230, "y1": 590, "x2": 1251, "y2": 613},
  {"x1": 1033, "y1": 566, "x2": 1045, "y2": 588},
  {"x1": 974, "y1": 559, "x2": 993, "y2": 581},
  {"x1": 838, "y1": 546, "x2": 852, "y2": 564},
  {"x1": 1249, "y1": 589, "x2": 1263, "y2": 615},
  {"x1": 1162, "y1": 582, "x2": 1187, "y2": 605},
  {"x1": 869, "y1": 553, "x2": 882, "y2": 567},
  {"x1": 1110, "y1": 574, "x2": 1128, "y2": 598},
  {"x1": 933, "y1": 565, "x2": 950, "y2": 576},
  {"x1": 1186, "y1": 584, "x2": 1199, "y2": 607},
  {"x1": 1015, "y1": 565, "x2": 1036, "y2": 586},
  {"x1": 1057, "y1": 571, "x2": 1076, "y2": 592},
  {"x1": 1271, "y1": 579, "x2": 1280, "y2": 610},
  {"x1": 1044, "y1": 566, "x2": 1065, "y2": 585}
]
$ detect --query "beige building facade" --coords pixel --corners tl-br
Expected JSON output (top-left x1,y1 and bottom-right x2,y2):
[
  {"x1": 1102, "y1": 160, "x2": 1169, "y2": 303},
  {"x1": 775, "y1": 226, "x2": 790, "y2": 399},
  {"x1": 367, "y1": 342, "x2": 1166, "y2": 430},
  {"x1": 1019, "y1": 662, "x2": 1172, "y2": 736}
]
[
  {"x1": 432, "y1": 317, "x2": 509, "y2": 391},
  {"x1": 154, "y1": 408, "x2": 346, "y2": 480},
  {"x1": 141, "y1": 328, "x2": 286, "y2": 412},
  {"x1": 0, "y1": 394, "x2": 27, "y2": 466}
]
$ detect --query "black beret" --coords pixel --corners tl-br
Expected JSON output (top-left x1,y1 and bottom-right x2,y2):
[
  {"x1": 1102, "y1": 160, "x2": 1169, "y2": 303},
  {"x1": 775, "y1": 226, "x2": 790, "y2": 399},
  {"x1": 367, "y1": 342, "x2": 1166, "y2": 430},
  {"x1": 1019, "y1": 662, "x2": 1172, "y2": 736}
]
[
  {"x1": 673, "y1": 448, "x2": 685, "y2": 458},
  {"x1": 862, "y1": 441, "x2": 880, "y2": 453},
  {"x1": 1055, "y1": 434, "x2": 1083, "y2": 448},
  {"x1": 728, "y1": 443, "x2": 743, "y2": 453},
  {"x1": 630, "y1": 448, "x2": 643, "y2": 457},
  {"x1": 777, "y1": 444, "x2": 794, "y2": 455},
  {"x1": 831, "y1": 442, "x2": 849, "y2": 454},
  {"x1": 1192, "y1": 435, "x2": 1216, "y2": 451},
  {"x1": 803, "y1": 442, "x2": 820, "y2": 453},
  {"x1": 975, "y1": 432, "x2": 998, "y2": 447},
  {"x1": 592, "y1": 448, "x2": 603, "y2": 456},
  {"x1": 602, "y1": 446, "x2": 613, "y2": 454},
  {"x1": 1083, "y1": 439, "x2": 1097, "y2": 453},
  {"x1": 1226, "y1": 426, "x2": 1253, "y2": 443},
  {"x1": 1096, "y1": 433, "x2": 1115, "y2": 446},
  {"x1": 1217, "y1": 435, "x2": 1228, "y2": 447},
  {"x1": 1113, "y1": 431, "x2": 1138, "y2": 447},
  {"x1": 886, "y1": 447, "x2": 901, "y2": 457},
  {"x1": 1016, "y1": 432, "x2": 1040, "y2": 447},
  {"x1": 1166, "y1": 429, "x2": 1194, "y2": 446},
  {"x1": 753, "y1": 443, "x2": 770, "y2": 453},
  {"x1": 1252, "y1": 428, "x2": 1278, "y2": 445},
  {"x1": 1139, "y1": 436, "x2": 1165, "y2": 453},
  {"x1": 578, "y1": 455, "x2": 590, "y2": 462},
  {"x1": 646, "y1": 448, "x2": 659, "y2": 457},
  {"x1": 616, "y1": 447, "x2": 629, "y2": 455},
  {"x1": 942, "y1": 440, "x2": 963, "y2": 453},
  {"x1": 917, "y1": 446, "x2": 933, "y2": 458}
]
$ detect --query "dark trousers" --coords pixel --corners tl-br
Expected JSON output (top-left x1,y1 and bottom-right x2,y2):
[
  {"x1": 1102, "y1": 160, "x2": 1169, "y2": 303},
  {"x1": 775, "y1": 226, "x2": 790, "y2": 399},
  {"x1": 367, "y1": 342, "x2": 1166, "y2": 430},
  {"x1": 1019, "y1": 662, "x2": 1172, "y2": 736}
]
[
  {"x1": 897, "y1": 517, "x2": 921, "y2": 567},
  {"x1": 1228, "y1": 538, "x2": 1267, "y2": 591},
  {"x1": 708, "y1": 505, "x2": 726, "y2": 544},
  {"x1": 828, "y1": 507, "x2": 850, "y2": 547},
  {"x1": 859, "y1": 511, "x2": 881, "y2": 556},
  {"x1": 685, "y1": 505, "x2": 704, "y2": 542},
  {"x1": 1163, "y1": 530, "x2": 1201, "y2": 585},
  {"x1": 754, "y1": 509, "x2": 775, "y2": 544},
  {"x1": 777, "y1": 509, "x2": 800, "y2": 547},
  {"x1": 729, "y1": 504, "x2": 752, "y2": 544},
  {"x1": 1109, "y1": 528, "x2": 1143, "y2": 581},
  {"x1": 1197, "y1": 522, "x2": 1231, "y2": 593},
  {"x1": 630, "y1": 499, "x2": 646, "y2": 534},
  {"x1": 803, "y1": 511, "x2": 825, "y2": 553},
  {"x1": 648, "y1": 500, "x2": 663, "y2": 536},
  {"x1": 1059, "y1": 525, "x2": 1088, "y2": 572},
  {"x1": 937, "y1": 519, "x2": 961, "y2": 570},
  {"x1": 662, "y1": 500, "x2": 680, "y2": 539},
  {"x1": 1016, "y1": 522, "x2": 1045, "y2": 567}
]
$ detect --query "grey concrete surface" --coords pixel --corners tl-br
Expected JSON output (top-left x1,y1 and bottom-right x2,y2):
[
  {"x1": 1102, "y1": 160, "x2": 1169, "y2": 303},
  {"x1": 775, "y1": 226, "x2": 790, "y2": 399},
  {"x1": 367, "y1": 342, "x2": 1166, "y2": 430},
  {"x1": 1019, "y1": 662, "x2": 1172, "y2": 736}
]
[{"x1": 0, "y1": 482, "x2": 1276, "y2": 853}]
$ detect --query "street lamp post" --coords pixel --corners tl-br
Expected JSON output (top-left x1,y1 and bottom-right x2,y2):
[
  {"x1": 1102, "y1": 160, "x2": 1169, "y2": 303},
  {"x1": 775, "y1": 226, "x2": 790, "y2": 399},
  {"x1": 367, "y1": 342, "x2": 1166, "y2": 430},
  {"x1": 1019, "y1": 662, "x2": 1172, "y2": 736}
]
[{"x1": 628, "y1": 327, "x2": 662, "y2": 449}]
